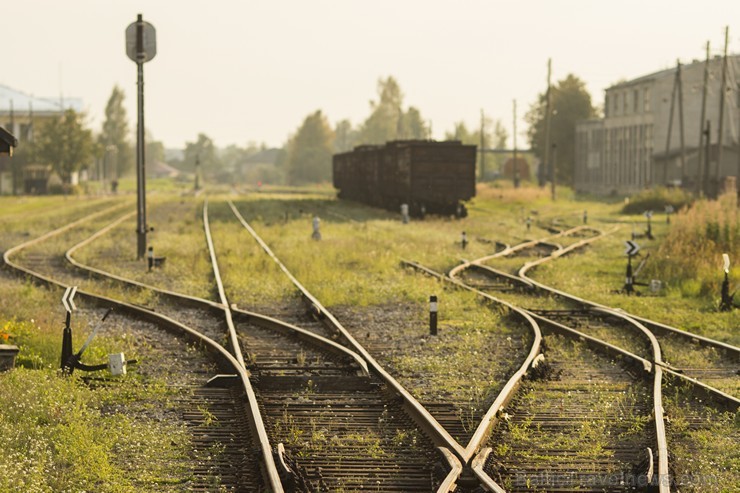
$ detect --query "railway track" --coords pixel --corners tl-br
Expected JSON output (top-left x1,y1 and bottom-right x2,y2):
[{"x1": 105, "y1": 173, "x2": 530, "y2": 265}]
[
  {"x1": 3, "y1": 202, "x2": 282, "y2": 492},
  {"x1": 60, "y1": 199, "x2": 463, "y2": 491},
  {"x1": 225, "y1": 199, "x2": 501, "y2": 490},
  {"x1": 403, "y1": 260, "x2": 670, "y2": 492},
  {"x1": 481, "y1": 334, "x2": 655, "y2": 492},
  {"x1": 450, "y1": 229, "x2": 740, "y2": 400}
]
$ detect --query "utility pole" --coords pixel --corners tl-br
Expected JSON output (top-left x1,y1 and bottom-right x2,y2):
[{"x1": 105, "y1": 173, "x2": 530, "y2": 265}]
[
  {"x1": 480, "y1": 109, "x2": 486, "y2": 181},
  {"x1": 696, "y1": 42, "x2": 710, "y2": 196},
  {"x1": 677, "y1": 61, "x2": 687, "y2": 178},
  {"x1": 10, "y1": 99, "x2": 16, "y2": 195},
  {"x1": 543, "y1": 59, "x2": 554, "y2": 200},
  {"x1": 664, "y1": 67, "x2": 679, "y2": 184},
  {"x1": 513, "y1": 99, "x2": 519, "y2": 188},
  {"x1": 703, "y1": 120, "x2": 711, "y2": 196},
  {"x1": 551, "y1": 143, "x2": 558, "y2": 199},
  {"x1": 715, "y1": 26, "x2": 729, "y2": 195}
]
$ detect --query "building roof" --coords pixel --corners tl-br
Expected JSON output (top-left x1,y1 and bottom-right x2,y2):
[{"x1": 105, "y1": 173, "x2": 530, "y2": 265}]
[
  {"x1": 0, "y1": 83, "x2": 83, "y2": 114},
  {"x1": 606, "y1": 54, "x2": 740, "y2": 91}
]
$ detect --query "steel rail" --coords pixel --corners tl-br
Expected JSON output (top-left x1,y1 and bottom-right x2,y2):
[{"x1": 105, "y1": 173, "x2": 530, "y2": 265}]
[
  {"x1": 448, "y1": 225, "x2": 593, "y2": 280},
  {"x1": 403, "y1": 259, "x2": 670, "y2": 493},
  {"x1": 63, "y1": 208, "x2": 370, "y2": 374},
  {"x1": 400, "y1": 261, "x2": 543, "y2": 470},
  {"x1": 454, "y1": 228, "x2": 739, "y2": 394},
  {"x1": 227, "y1": 200, "x2": 467, "y2": 491},
  {"x1": 2, "y1": 206, "x2": 285, "y2": 493},
  {"x1": 202, "y1": 199, "x2": 246, "y2": 367},
  {"x1": 450, "y1": 227, "x2": 737, "y2": 490},
  {"x1": 455, "y1": 234, "x2": 740, "y2": 406},
  {"x1": 517, "y1": 233, "x2": 740, "y2": 357}
]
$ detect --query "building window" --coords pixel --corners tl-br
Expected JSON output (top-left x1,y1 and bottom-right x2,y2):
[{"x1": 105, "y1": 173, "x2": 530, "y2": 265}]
[
  {"x1": 644, "y1": 89, "x2": 650, "y2": 112},
  {"x1": 604, "y1": 95, "x2": 609, "y2": 117},
  {"x1": 624, "y1": 92, "x2": 629, "y2": 114},
  {"x1": 613, "y1": 93, "x2": 620, "y2": 115},
  {"x1": 634, "y1": 90, "x2": 639, "y2": 113}
]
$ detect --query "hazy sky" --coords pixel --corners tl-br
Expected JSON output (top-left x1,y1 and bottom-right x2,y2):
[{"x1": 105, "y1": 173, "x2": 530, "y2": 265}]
[{"x1": 4, "y1": 1, "x2": 739, "y2": 150}]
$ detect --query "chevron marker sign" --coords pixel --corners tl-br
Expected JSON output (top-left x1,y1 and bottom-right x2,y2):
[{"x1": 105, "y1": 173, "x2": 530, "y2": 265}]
[
  {"x1": 624, "y1": 240, "x2": 640, "y2": 257},
  {"x1": 62, "y1": 286, "x2": 78, "y2": 313}
]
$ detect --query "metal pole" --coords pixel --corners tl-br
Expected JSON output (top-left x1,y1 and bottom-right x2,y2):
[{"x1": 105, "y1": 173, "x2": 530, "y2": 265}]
[
  {"x1": 429, "y1": 295, "x2": 438, "y2": 336},
  {"x1": 480, "y1": 109, "x2": 486, "y2": 181},
  {"x1": 136, "y1": 14, "x2": 147, "y2": 259},
  {"x1": 696, "y1": 42, "x2": 710, "y2": 195},
  {"x1": 551, "y1": 143, "x2": 557, "y2": 200},
  {"x1": 677, "y1": 61, "x2": 687, "y2": 178},
  {"x1": 664, "y1": 68, "x2": 678, "y2": 184},
  {"x1": 703, "y1": 120, "x2": 711, "y2": 196},
  {"x1": 544, "y1": 59, "x2": 554, "y2": 201},
  {"x1": 513, "y1": 99, "x2": 519, "y2": 188},
  {"x1": 715, "y1": 27, "x2": 729, "y2": 196}
]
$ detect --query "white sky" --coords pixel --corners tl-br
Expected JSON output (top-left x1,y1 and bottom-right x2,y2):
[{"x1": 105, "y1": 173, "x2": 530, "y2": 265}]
[{"x1": 4, "y1": 1, "x2": 740, "y2": 150}]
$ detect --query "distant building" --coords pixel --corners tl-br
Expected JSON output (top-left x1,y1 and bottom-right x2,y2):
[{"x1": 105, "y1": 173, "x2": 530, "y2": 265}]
[
  {"x1": 0, "y1": 83, "x2": 83, "y2": 194},
  {"x1": 575, "y1": 55, "x2": 740, "y2": 195}
]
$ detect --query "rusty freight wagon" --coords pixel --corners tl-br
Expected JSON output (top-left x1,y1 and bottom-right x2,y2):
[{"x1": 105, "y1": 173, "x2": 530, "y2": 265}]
[{"x1": 333, "y1": 140, "x2": 476, "y2": 217}]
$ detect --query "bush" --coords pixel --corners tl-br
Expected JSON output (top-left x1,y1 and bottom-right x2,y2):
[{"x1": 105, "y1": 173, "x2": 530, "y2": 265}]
[
  {"x1": 647, "y1": 191, "x2": 739, "y2": 301},
  {"x1": 621, "y1": 187, "x2": 693, "y2": 214}
]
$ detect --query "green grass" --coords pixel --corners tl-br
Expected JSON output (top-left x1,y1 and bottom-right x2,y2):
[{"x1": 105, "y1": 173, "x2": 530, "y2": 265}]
[
  {"x1": 663, "y1": 376, "x2": 740, "y2": 492},
  {"x1": 72, "y1": 196, "x2": 215, "y2": 300},
  {"x1": 1, "y1": 184, "x2": 737, "y2": 489}
]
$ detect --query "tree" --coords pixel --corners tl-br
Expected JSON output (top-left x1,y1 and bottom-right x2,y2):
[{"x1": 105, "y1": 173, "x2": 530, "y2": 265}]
[
  {"x1": 98, "y1": 86, "x2": 133, "y2": 178},
  {"x1": 334, "y1": 119, "x2": 357, "y2": 153},
  {"x1": 399, "y1": 106, "x2": 428, "y2": 139},
  {"x1": 286, "y1": 110, "x2": 334, "y2": 185},
  {"x1": 35, "y1": 109, "x2": 94, "y2": 184},
  {"x1": 357, "y1": 77, "x2": 428, "y2": 145},
  {"x1": 526, "y1": 74, "x2": 596, "y2": 185},
  {"x1": 183, "y1": 133, "x2": 219, "y2": 172}
]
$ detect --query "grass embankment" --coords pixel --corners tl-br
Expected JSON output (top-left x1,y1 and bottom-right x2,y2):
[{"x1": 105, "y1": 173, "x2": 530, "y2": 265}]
[
  {"x1": 0, "y1": 194, "x2": 205, "y2": 492},
  {"x1": 2, "y1": 182, "x2": 737, "y2": 490}
]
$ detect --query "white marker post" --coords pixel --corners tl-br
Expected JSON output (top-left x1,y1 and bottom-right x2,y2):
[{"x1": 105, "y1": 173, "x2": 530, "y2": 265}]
[
  {"x1": 429, "y1": 295, "x2": 438, "y2": 335},
  {"x1": 665, "y1": 205, "x2": 674, "y2": 224},
  {"x1": 644, "y1": 210, "x2": 654, "y2": 239},
  {"x1": 720, "y1": 253, "x2": 733, "y2": 311}
]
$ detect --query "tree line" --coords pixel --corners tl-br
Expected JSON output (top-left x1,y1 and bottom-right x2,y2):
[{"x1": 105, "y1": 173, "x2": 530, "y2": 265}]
[{"x1": 13, "y1": 73, "x2": 596, "y2": 190}]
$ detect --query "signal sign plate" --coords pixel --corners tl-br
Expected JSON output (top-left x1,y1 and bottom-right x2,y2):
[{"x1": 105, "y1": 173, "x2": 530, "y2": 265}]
[
  {"x1": 126, "y1": 20, "x2": 157, "y2": 63},
  {"x1": 624, "y1": 240, "x2": 640, "y2": 256}
]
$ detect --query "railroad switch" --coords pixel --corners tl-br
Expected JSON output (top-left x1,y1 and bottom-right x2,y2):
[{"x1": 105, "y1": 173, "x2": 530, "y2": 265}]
[{"x1": 60, "y1": 287, "x2": 136, "y2": 375}]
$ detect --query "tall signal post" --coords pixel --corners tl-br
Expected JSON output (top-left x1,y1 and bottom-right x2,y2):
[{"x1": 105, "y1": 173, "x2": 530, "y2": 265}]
[{"x1": 126, "y1": 14, "x2": 157, "y2": 259}]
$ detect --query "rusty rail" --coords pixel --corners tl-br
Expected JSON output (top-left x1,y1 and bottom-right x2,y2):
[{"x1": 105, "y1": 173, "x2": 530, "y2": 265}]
[{"x1": 228, "y1": 200, "x2": 466, "y2": 491}]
